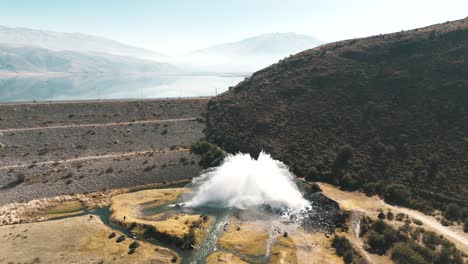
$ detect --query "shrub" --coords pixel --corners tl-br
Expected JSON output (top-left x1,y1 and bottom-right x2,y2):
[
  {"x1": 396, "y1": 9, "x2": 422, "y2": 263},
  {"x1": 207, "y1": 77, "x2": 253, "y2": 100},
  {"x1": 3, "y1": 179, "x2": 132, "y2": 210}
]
[
  {"x1": 108, "y1": 232, "x2": 116, "y2": 239},
  {"x1": 384, "y1": 184, "x2": 412, "y2": 206},
  {"x1": 340, "y1": 175, "x2": 359, "y2": 190},
  {"x1": 190, "y1": 140, "x2": 225, "y2": 169},
  {"x1": 408, "y1": 199, "x2": 433, "y2": 214},
  {"x1": 422, "y1": 231, "x2": 441, "y2": 249},
  {"x1": 129, "y1": 241, "x2": 140, "y2": 249},
  {"x1": 444, "y1": 203, "x2": 461, "y2": 221},
  {"x1": 378, "y1": 212, "x2": 386, "y2": 220},
  {"x1": 116, "y1": 235, "x2": 126, "y2": 243},
  {"x1": 413, "y1": 219, "x2": 423, "y2": 226},
  {"x1": 391, "y1": 242, "x2": 427, "y2": 264},
  {"x1": 332, "y1": 236, "x2": 354, "y2": 264},
  {"x1": 305, "y1": 166, "x2": 319, "y2": 182},
  {"x1": 367, "y1": 232, "x2": 387, "y2": 254},
  {"x1": 434, "y1": 245, "x2": 464, "y2": 264},
  {"x1": 335, "y1": 144, "x2": 353, "y2": 168},
  {"x1": 396, "y1": 213, "x2": 405, "y2": 221},
  {"x1": 128, "y1": 248, "x2": 136, "y2": 254},
  {"x1": 387, "y1": 211, "x2": 394, "y2": 221},
  {"x1": 365, "y1": 220, "x2": 399, "y2": 254},
  {"x1": 363, "y1": 181, "x2": 385, "y2": 196}
]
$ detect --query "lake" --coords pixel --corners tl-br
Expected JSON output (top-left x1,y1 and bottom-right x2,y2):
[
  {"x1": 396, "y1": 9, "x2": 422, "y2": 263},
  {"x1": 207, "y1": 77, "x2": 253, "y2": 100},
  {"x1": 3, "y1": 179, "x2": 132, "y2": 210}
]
[{"x1": 0, "y1": 74, "x2": 246, "y2": 102}]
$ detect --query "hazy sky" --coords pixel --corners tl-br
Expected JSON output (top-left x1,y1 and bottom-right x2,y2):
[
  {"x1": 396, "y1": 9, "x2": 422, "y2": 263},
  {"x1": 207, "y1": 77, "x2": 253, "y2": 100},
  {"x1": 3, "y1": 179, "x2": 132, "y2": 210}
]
[{"x1": 1, "y1": 0, "x2": 467, "y2": 54}]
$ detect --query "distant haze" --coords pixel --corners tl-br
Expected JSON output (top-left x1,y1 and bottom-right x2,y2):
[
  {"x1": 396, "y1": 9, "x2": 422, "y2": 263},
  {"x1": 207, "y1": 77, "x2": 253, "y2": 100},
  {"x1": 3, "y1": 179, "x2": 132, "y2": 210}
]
[
  {"x1": 0, "y1": 25, "x2": 166, "y2": 61},
  {"x1": 175, "y1": 33, "x2": 323, "y2": 72},
  {"x1": 0, "y1": 25, "x2": 323, "y2": 74},
  {"x1": 1, "y1": 0, "x2": 467, "y2": 54}
]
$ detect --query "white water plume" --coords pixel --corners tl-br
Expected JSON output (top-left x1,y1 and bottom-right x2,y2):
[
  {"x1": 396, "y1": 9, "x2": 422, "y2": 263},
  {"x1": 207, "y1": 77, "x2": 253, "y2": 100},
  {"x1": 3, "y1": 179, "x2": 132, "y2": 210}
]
[{"x1": 185, "y1": 152, "x2": 310, "y2": 213}]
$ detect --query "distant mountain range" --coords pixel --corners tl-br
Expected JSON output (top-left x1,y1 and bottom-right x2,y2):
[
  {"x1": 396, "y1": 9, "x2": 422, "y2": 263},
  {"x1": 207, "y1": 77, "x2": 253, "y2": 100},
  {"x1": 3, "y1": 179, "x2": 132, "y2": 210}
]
[
  {"x1": 174, "y1": 33, "x2": 323, "y2": 72},
  {"x1": 0, "y1": 25, "x2": 324, "y2": 74},
  {"x1": 0, "y1": 25, "x2": 166, "y2": 61},
  {"x1": 0, "y1": 44, "x2": 178, "y2": 74}
]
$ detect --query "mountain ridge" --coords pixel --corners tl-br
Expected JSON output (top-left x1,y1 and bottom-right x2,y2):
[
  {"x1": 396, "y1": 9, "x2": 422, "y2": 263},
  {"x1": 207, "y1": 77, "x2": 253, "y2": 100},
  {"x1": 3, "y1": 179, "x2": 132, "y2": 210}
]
[
  {"x1": 0, "y1": 44, "x2": 178, "y2": 74},
  {"x1": 0, "y1": 25, "x2": 167, "y2": 61}
]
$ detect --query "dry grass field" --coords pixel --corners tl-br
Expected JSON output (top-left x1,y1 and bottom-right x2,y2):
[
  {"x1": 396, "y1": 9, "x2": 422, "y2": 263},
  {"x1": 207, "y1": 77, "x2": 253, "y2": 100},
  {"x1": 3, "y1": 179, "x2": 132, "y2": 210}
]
[{"x1": 0, "y1": 215, "x2": 180, "y2": 264}]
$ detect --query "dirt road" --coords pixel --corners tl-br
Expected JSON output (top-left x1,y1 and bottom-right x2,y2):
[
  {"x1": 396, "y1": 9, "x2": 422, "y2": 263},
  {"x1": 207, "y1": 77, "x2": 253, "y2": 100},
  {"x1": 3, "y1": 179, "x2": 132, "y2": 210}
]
[
  {"x1": 0, "y1": 117, "x2": 197, "y2": 133},
  {"x1": 0, "y1": 148, "x2": 190, "y2": 170},
  {"x1": 317, "y1": 183, "x2": 468, "y2": 253}
]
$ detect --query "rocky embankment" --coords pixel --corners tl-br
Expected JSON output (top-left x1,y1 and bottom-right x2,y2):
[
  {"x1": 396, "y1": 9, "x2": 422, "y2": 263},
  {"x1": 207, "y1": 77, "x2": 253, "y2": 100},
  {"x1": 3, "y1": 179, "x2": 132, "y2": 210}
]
[{"x1": 0, "y1": 98, "x2": 208, "y2": 205}]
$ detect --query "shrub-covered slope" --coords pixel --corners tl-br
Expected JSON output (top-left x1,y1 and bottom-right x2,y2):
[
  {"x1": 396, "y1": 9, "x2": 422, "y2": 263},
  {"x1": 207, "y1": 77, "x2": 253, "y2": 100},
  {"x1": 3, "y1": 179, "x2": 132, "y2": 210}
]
[{"x1": 206, "y1": 19, "x2": 468, "y2": 215}]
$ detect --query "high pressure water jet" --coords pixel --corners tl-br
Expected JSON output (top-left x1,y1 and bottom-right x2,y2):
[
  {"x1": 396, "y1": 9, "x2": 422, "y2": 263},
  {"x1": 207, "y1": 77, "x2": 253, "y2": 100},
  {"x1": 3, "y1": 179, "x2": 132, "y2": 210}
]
[{"x1": 184, "y1": 152, "x2": 310, "y2": 214}]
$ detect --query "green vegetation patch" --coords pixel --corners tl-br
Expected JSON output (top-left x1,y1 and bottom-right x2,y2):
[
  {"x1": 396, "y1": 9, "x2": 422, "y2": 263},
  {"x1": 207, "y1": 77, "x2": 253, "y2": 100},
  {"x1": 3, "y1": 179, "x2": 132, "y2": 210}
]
[{"x1": 191, "y1": 140, "x2": 225, "y2": 168}]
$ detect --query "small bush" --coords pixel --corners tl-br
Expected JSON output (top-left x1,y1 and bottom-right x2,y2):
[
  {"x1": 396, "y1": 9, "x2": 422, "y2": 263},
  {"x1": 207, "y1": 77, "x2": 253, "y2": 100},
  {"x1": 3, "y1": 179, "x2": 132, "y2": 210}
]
[
  {"x1": 378, "y1": 212, "x2": 386, "y2": 220},
  {"x1": 396, "y1": 213, "x2": 405, "y2": 221},
  {"x1": 116, "y1": 235, "x2": 126, "y2": 243},
  {"x1": 108, "y1": 232, "x2": 116, "y2": 239},
  {"x1": 129, "y1": 241, "x2": 140, "y2": 249},
  {"x1": 387, "y1": 212, "x2": 394, "y2": 221},
  {"x1": 128, "y1": 248, "x2": 136, "y2": 254}
]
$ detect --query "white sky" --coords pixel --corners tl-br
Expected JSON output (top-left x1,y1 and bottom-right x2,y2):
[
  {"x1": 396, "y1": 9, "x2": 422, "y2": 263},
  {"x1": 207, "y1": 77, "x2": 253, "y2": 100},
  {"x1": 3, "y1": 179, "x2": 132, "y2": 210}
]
[{"x1": 0, "y1": 0, "x2": 467, "y2": 54}]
